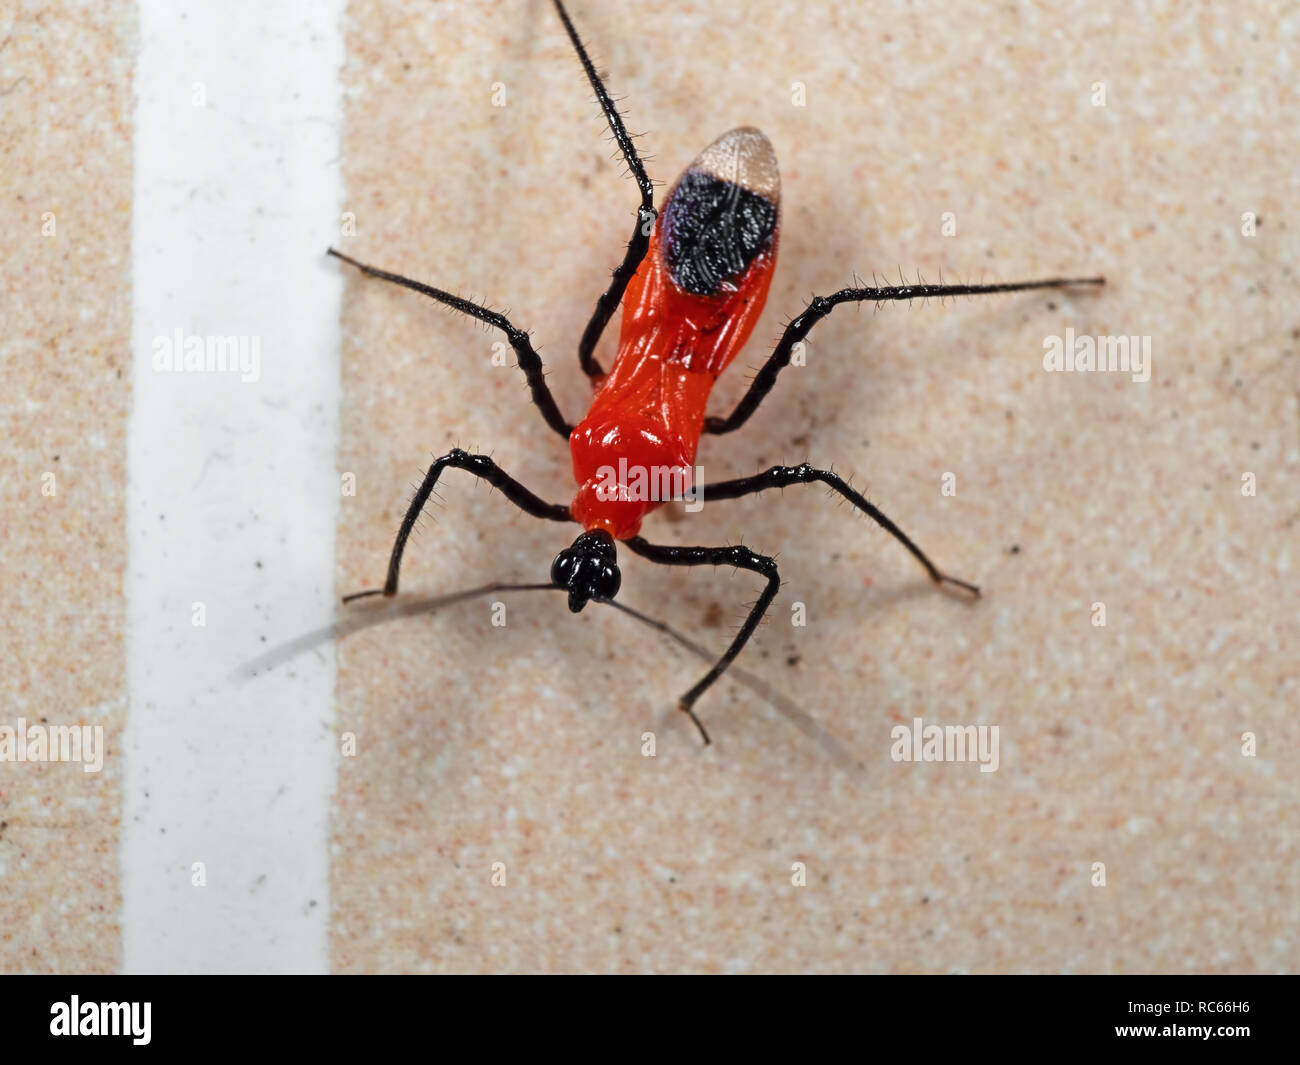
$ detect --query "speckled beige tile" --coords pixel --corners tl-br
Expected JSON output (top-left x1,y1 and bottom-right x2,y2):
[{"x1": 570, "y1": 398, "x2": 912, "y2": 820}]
[
  {"x1": 332, "y1": 0, "x2": 1297, "y2": 972},
  {"x1": 0, "y1": 2, "x2": 134, "y2": 972}
]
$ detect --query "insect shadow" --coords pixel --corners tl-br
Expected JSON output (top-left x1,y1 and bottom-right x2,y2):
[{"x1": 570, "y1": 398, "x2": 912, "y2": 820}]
[{"x1": 235, "y1": 581, "x2": 861, "y2": 770}]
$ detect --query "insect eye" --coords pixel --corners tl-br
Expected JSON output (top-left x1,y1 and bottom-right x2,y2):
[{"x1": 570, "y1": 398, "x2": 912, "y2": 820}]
[
  {"x1": 594, "y1": 564, "x2": 621, "y2": 601},
  {"x1": 550, "y1": 552, "x2": 574, "y2": 587}
]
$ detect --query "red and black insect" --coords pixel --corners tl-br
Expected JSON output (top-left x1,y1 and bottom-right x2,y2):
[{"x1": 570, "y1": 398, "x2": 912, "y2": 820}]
[{"x1": 329, "y1": 0, "x2": 1103, "y2": 744}]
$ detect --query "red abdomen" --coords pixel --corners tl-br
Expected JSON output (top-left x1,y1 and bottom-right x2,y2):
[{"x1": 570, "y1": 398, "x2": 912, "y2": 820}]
[{"x1": 569, "y1": 128, "x2": 782, "y2": 538}]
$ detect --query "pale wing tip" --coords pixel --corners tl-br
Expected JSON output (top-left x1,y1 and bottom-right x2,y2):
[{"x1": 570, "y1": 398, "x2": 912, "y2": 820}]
[{"x1": 690, "y1": 126, "x2": 781, "y2": 204}]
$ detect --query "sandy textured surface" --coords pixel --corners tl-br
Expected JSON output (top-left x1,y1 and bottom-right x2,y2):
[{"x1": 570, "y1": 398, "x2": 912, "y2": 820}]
[
  {"x1": 0, "y1": 2, "x2": 134, "y2": 972},
  {"x1": 5, "y1": 0, "x2": 1293, "y2": 976},
  {"x1": 330, "y1": 0, "x2": 1296, "y2": 973}
]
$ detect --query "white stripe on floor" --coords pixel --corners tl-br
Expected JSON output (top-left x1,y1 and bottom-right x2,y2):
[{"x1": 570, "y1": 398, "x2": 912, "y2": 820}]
[{"x1": 124, "y1": 0, "x2": 343, "y2": 973}]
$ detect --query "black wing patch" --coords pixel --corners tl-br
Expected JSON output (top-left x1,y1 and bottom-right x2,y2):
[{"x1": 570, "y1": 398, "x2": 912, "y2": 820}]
[{"x1": 662, "y1": 169, "x2": 777, "y2": 297}]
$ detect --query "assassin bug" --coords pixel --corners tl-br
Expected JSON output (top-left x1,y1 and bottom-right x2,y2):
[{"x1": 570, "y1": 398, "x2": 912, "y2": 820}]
[{"x1": 328, "y1": 0, "x2": 1103, "y2": 744}]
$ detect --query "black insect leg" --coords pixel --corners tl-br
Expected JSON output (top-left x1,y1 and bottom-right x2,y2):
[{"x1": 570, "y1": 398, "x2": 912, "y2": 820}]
[
  {"x1": 623, "y1": 537, "x2": 781, "y2": 745},
  {"x1": 552, "y1": 0, "x2": 657, "y2": 382},
  {"x1": 705, "y1": 275, "x2": 1105, "y2": 434},
  {"x1": 327, "y1": 249, "x2": 572, "y2": 439},
  {"x1": 344, "y1": 448, "x2": 575, "y2": 604},
  {"x1": 703, "y1": 463, "x2": 979, "y2": 595}
]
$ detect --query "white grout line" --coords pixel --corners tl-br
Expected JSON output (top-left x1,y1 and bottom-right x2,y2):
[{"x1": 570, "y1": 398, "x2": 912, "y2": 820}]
[{"x1": 124, "y1": 0, "x2": 344, "y2": 974}]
